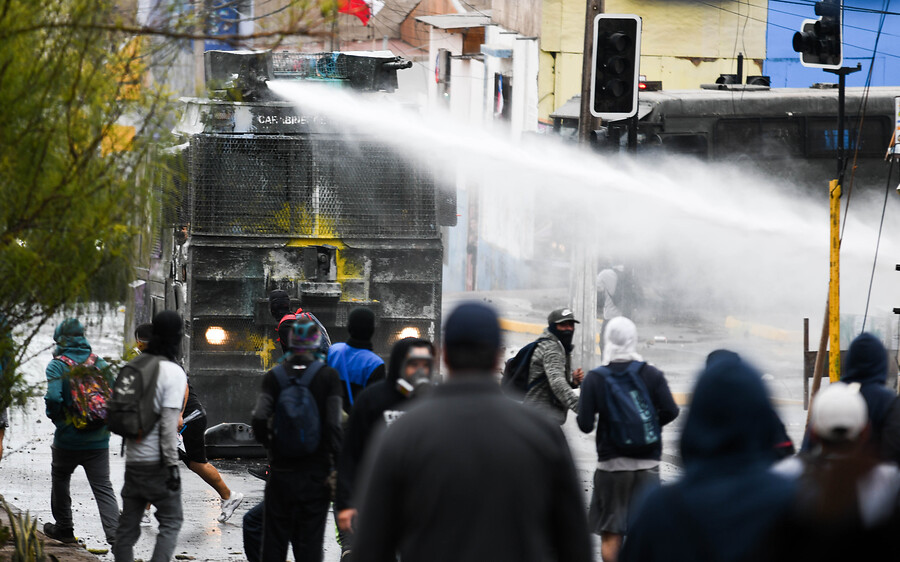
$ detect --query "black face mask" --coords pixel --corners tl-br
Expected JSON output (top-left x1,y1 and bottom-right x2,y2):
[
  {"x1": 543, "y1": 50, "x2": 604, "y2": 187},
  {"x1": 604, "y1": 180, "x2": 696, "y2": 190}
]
[{"x1": 549, "y1": 324, "x2": 574, "y2": 352}]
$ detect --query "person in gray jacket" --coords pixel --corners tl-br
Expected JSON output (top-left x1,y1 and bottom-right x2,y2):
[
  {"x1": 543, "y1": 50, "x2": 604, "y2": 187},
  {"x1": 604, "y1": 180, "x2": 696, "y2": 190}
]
[
  {"x1": 113, "y1": 311, "x2": 188, "y2": 562},
  {"x1": 523, "y1": 308, "x2": 584, "y2": 424}
]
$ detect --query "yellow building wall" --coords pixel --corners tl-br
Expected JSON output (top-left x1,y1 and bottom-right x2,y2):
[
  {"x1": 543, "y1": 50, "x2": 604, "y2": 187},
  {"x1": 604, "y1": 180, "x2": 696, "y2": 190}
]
[{"x1": 538, "y1": 0, "x2": 768, "y2": 120}]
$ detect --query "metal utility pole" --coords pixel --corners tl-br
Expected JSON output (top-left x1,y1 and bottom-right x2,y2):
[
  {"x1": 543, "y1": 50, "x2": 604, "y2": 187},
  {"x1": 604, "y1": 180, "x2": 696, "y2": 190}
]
[
  {"x1": 823, "y1": 64, "x2": 861, "y2": 382},
  {"x1": 793, "y1": 0, "x2": 858, "y2": 383},
  {"x1": 578, "y1": 0, "x2": 604, "y2": 144},
  {"x1": 572, "y1": 0, "x2": 604, "y2": 369}
]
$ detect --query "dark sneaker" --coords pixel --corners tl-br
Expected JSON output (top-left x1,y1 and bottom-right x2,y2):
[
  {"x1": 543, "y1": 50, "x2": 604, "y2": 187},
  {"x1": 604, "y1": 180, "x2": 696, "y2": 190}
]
[
  {"x1": 43, "y1": 522, "x2": 77, "y2": 544},
  {"x1": 248, "y1": 465, "x2": 269, "y2": 481}
]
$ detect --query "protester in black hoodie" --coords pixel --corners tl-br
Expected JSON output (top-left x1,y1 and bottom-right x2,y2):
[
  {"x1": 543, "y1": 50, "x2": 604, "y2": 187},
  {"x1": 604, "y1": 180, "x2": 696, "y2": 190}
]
[
  {"x1": 334, "y1": 337, "x2": 435, "y2": 554},
  {"x1": 354, "y1": 302, "x2": 591, "y2": 562},
  {"x1": 841, "y1": 332, "x2": 900, "y2": 461},
  {"x1": 620, "y1": 351, "x2": 797, "y2": 562}
]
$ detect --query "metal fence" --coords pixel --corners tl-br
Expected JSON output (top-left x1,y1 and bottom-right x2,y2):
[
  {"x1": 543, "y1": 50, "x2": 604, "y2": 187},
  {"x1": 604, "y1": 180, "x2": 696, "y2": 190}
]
[
  {"x1": 189, "y1": 134, "x2": 437, "y2": 239},
  {"x1": 271, "y1": 52, "x2": 348, "y2": 81}
]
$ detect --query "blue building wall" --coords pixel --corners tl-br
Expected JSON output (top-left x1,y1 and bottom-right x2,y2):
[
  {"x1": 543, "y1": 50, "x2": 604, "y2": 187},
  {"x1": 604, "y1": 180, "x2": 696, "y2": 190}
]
[{"x1": 766, "y1": 0, "x2": 900, "y2": 87}]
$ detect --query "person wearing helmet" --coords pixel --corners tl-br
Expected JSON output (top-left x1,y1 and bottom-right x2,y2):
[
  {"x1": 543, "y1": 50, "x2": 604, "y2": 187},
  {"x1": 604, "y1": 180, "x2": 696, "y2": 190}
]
[{"x1": 250, "y1": 319, "x2": 343, "y2": 561}]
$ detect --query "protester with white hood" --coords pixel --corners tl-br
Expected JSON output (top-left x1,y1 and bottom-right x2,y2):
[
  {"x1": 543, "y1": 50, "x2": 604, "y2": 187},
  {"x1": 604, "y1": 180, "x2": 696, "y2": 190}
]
[{"x1": 576, "y1": 316, "x2": 679, "y2": 562}]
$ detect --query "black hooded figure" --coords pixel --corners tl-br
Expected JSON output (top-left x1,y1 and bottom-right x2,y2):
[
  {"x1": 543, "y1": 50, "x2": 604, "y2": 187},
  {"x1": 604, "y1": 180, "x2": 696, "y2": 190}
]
[
  {"x1": 841, "y1": 332, "x2": 900, "y2": 462},
  {"x1": 326, "y1": 307, "x2": 385, "y2": 414},
  {"x1": 146, "y1": 310, "x2": 184, "y2": 361},
  {"x1": 334, "y1": 337, "x2": 435, "y2": 538},
  {"x1": 620, "y1": 352, "x2": 798, "y2": 562},
  {"x1": 706, "y1": 349, "x2": 795, "y2": 461}
]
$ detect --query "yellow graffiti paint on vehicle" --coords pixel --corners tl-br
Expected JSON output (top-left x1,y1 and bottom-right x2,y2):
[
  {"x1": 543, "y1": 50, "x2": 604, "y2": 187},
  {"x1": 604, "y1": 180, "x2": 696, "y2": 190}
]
[{"x1": 249, "y1": 333, "x2": 278, "y2": 371}]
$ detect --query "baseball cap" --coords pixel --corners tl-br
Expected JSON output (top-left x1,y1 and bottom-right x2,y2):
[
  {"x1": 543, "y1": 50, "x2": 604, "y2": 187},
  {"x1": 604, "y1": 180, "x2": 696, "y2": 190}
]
[
  {"x1": 810, "y1": 382, "x2": 868, "y2": 442},
  {"x1": 548, "y1": 308, "x2": 580, "y2": 324}
]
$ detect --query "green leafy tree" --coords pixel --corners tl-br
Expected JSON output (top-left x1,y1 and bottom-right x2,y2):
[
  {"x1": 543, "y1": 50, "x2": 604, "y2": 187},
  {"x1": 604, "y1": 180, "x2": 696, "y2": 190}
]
[
  {"x1": 0, "y1": 0, "x2": 177, "y2": 407},
  {"x1": 0, "y1": 0, "x2": 337, "y2": 408}
]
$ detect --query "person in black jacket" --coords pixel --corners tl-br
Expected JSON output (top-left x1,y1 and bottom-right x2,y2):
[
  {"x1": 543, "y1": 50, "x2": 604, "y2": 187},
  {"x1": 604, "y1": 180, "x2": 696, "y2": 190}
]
[
  {"x1": 335, "y1": 337, "x2": 435, "y2": 555},
  {"x1": 353, "y1": 302, "x2": 592, "y2": 562},
  {"x1": 840, "y1": 332, "x2": 900, "y2": 461},
  {"x1": 619, "y1": 350, "x2": 797, "y2": 562},
  {"x1": 250, "y1": 319, "x2": 343, "y2": 562},
  {"x1": 577, "y1": 316, "x2": 679, "y2": 562}
]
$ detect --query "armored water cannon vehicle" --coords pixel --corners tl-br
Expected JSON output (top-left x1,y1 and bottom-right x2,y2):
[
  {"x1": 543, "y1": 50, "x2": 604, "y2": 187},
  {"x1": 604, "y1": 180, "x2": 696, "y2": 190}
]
[{"x1": 133, "y1": 50, "x2": 452, "y2": 426}]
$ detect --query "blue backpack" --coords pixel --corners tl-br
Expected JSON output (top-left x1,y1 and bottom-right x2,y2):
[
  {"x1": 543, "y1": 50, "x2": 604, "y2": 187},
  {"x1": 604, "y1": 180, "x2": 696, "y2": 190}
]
[
  {"x1": 594, "y1": 361, "x2": 660, "y2": 452},
  {"x1": 271, "y1": 361, "x2": 324, "y2": 458}
]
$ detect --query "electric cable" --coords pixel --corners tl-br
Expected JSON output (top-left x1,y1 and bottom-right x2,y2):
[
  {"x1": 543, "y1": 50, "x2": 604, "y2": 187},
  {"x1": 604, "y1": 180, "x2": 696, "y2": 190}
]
[
  {"x1": 771, "y1": 0, "x2": 900, "y2": 17},
  {"x1": 860, "y1": 156, "x2": 896, "y2": 331},
  {"x1": 697, "y1": 0, "x2": 900, "y2": 59},
  {"x1": 839, "y1": 0, "x2": 889, "y2": 240}
]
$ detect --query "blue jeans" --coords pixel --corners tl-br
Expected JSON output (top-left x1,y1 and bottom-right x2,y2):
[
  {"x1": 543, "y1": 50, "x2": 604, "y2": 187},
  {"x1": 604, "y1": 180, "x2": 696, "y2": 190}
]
[
  {"x1": 113, "y1": 463, "x2": 183, "y2": 562},
  {"x1": 50, "y1": 446, "x2": 119, "y2": 543}
]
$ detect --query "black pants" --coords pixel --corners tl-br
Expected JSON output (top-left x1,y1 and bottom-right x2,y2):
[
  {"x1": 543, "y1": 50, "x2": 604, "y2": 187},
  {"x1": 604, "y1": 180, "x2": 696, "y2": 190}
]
[
  {"x1": 261, "y1": 467, "x2": 330, "y2": 562},
  {"x1": 244, "y1": 501, "x2": 264, "y2": 562}
]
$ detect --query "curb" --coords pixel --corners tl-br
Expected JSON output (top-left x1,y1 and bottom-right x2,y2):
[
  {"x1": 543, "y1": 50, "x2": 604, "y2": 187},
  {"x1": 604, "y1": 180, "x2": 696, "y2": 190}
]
[{"x1": 0, "y1": 497, "x2": 103, "y2": 561}]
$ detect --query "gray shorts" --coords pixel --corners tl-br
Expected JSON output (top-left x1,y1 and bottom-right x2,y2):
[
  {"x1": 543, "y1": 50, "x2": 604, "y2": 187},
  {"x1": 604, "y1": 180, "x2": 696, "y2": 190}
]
[{"x1": 588, "y1": 466, "x2": 660, "y2": 535}]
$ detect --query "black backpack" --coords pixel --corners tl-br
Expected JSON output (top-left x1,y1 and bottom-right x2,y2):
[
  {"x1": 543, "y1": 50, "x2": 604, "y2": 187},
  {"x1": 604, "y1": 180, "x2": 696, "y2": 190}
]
[
  {"x1": 107, "y1": 353, "x2": 163, "y2": 439},
  {"x1": 270, "y1": 361, "x2": 324, "y2": 458},
  {"x1": 593, "y1": 361, "x2": 660, "y2": 453},
  {"x1": 500, "y1": 338, "x2": 551, "y2": 400}
]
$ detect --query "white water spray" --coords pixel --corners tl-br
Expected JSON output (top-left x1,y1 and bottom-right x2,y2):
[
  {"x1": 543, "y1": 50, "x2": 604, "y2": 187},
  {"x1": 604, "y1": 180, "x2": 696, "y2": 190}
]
[{"x1": 268, "y1": 80, "x2": 900, "y2": 334}]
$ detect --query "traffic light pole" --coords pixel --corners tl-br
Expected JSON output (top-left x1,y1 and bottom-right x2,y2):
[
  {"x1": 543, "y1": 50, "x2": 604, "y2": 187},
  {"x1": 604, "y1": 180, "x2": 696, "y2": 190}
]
[
  {"x1": 825, "y1": 64, "x2": 861, "y2": 181},
  {"x1": 822, "y1": 63, "x2": 860, "y2": 382},
  {"x1": 579, "y1": 0, "x2": 604, "y2": 144}
]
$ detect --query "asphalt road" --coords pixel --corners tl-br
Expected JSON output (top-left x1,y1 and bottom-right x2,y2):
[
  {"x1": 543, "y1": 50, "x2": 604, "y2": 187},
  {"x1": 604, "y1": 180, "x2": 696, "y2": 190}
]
[{"x1": 0, "y1": 293, "x2": 813, "y2": 560}]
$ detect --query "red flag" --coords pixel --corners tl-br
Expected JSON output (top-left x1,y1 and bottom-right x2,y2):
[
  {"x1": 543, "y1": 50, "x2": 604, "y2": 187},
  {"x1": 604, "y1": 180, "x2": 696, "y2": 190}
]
[{"x1": 338, "y1": 0, "x2": 371, "y2": 25}]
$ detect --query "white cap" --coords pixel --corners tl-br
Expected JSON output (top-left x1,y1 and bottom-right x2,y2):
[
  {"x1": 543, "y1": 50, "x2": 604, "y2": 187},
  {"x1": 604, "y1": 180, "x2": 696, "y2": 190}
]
[{"x1": 811, "y1": 382, "x2": 868, "y2": 442}]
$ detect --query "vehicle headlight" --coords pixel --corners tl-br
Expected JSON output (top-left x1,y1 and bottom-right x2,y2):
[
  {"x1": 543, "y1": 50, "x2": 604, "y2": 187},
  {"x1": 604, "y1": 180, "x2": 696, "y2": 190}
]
[
  {"x1": 205, "y1": 326, "x2": 228, "y2": 345},
  {"x1": 397, "y1": 326, "x2": 420, "y2": 340}
]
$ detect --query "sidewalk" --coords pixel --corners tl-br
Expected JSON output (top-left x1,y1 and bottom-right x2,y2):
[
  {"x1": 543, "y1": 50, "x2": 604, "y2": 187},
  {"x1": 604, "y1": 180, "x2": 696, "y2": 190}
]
[{"x1": 0, "y1": 496, "x2": 102, "y2": 561}]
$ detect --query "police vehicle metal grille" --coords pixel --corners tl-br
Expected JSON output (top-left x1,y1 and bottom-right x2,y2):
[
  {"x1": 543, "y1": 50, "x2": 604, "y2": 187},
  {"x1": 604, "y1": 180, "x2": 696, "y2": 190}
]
[
  {"x1": 189, "y1": 134, "x2": 437, "y2": 239},
  {"x1": 272, "y1": 52, "x2": 348, "y2": 81}
]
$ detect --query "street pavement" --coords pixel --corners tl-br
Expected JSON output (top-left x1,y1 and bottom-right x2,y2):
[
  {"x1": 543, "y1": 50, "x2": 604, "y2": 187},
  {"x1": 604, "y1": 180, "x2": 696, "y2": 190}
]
[{"x1": 0, "y1": 294, "x2": 813, "y2": 560}]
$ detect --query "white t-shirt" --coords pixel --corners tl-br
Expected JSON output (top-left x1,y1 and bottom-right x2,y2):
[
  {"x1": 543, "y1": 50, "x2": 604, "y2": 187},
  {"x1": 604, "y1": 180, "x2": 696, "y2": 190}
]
[{"x1": 125, "y1": 359, "x2": 187, "y2": 464}]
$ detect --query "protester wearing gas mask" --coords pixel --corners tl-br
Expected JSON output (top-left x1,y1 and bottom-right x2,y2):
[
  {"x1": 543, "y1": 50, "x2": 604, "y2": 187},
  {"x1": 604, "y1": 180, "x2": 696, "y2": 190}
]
[
  {"x1": 334, "y1": 337, "x2": 436, "y2": 556},
  {"x1": 523, "y1": 308, "x2": 585, "y2": 425}
]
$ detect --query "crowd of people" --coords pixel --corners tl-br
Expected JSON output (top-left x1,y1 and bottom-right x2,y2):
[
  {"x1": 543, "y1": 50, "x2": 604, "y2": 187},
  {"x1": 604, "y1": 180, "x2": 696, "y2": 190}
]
[{"x1": 5, "y1": 295, "x2": 900, "y2": 561}]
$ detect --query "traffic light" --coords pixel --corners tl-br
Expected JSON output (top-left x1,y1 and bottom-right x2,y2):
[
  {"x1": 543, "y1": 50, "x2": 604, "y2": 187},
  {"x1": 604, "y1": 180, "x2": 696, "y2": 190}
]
[
  {"x1": 792, "y1": 0, "x2": 842, "y2": 69},
  {"x1": 590, "y1": 14, "x2": 642, "y2": 120}
]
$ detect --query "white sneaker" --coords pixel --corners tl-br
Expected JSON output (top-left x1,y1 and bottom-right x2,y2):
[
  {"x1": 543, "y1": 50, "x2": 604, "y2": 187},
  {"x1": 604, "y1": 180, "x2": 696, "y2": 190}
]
[
  {"x1": 217, "y1": 492, "x2": 244, "y2": 523},
  {"x1": 141, "y1": 509, "x2": 152, "y2": 526}
]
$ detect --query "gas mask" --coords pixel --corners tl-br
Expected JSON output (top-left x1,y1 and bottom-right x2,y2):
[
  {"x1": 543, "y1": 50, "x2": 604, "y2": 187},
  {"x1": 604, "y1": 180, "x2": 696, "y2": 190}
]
[{"x1": 396, "y1": 347, "x2": 435, "y2": 399}]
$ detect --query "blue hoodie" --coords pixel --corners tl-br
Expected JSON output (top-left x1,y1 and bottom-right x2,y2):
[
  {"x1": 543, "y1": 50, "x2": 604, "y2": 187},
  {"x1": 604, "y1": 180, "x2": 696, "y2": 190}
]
[
  {"x1": 841, "y1": 332, "x2": 896, "y2": 446},
  {"x1": 44, "y1": 319, "x2": 112, "y2": 450},
  {"x1": 621, "y1": 353, "x2": 796, "y2": 562}
]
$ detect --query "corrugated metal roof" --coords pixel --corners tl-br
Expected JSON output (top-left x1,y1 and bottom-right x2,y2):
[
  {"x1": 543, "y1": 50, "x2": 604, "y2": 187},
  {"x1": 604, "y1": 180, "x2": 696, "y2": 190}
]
[{"x1": 415, "y1": 12, "x2": 492, "y2": 30}]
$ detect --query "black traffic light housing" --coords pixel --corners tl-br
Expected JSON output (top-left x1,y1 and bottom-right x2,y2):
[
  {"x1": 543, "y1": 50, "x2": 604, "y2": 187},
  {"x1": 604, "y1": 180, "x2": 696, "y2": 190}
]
[
  {"x1": 590, "y1": 14, "x2": 642, "y2": 120},
  {"x1": 793, "y1": 0, "x2": 842, "y2": 69}
]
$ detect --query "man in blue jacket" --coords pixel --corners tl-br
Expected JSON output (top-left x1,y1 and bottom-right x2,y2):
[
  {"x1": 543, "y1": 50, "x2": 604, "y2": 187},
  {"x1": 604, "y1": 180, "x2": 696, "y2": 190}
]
[
  {"x1": 43, "y1": 318, "x2": 118, "y2": 545},
  {"x1": 327, "y1": 307, "x2": 385, "y2": 415}
]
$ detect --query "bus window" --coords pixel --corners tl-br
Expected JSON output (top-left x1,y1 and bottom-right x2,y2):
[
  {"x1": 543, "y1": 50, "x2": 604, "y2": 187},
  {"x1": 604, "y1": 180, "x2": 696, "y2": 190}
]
[
  {"x1": 715, "y1": 118, "x2": 803, "y2": 159},
  {"x1": 806, "y1": 117, "x2": 889, "y2": 158},
  {"x1": 659, "y1": 134, "x2": 709, "y2": 158}
]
